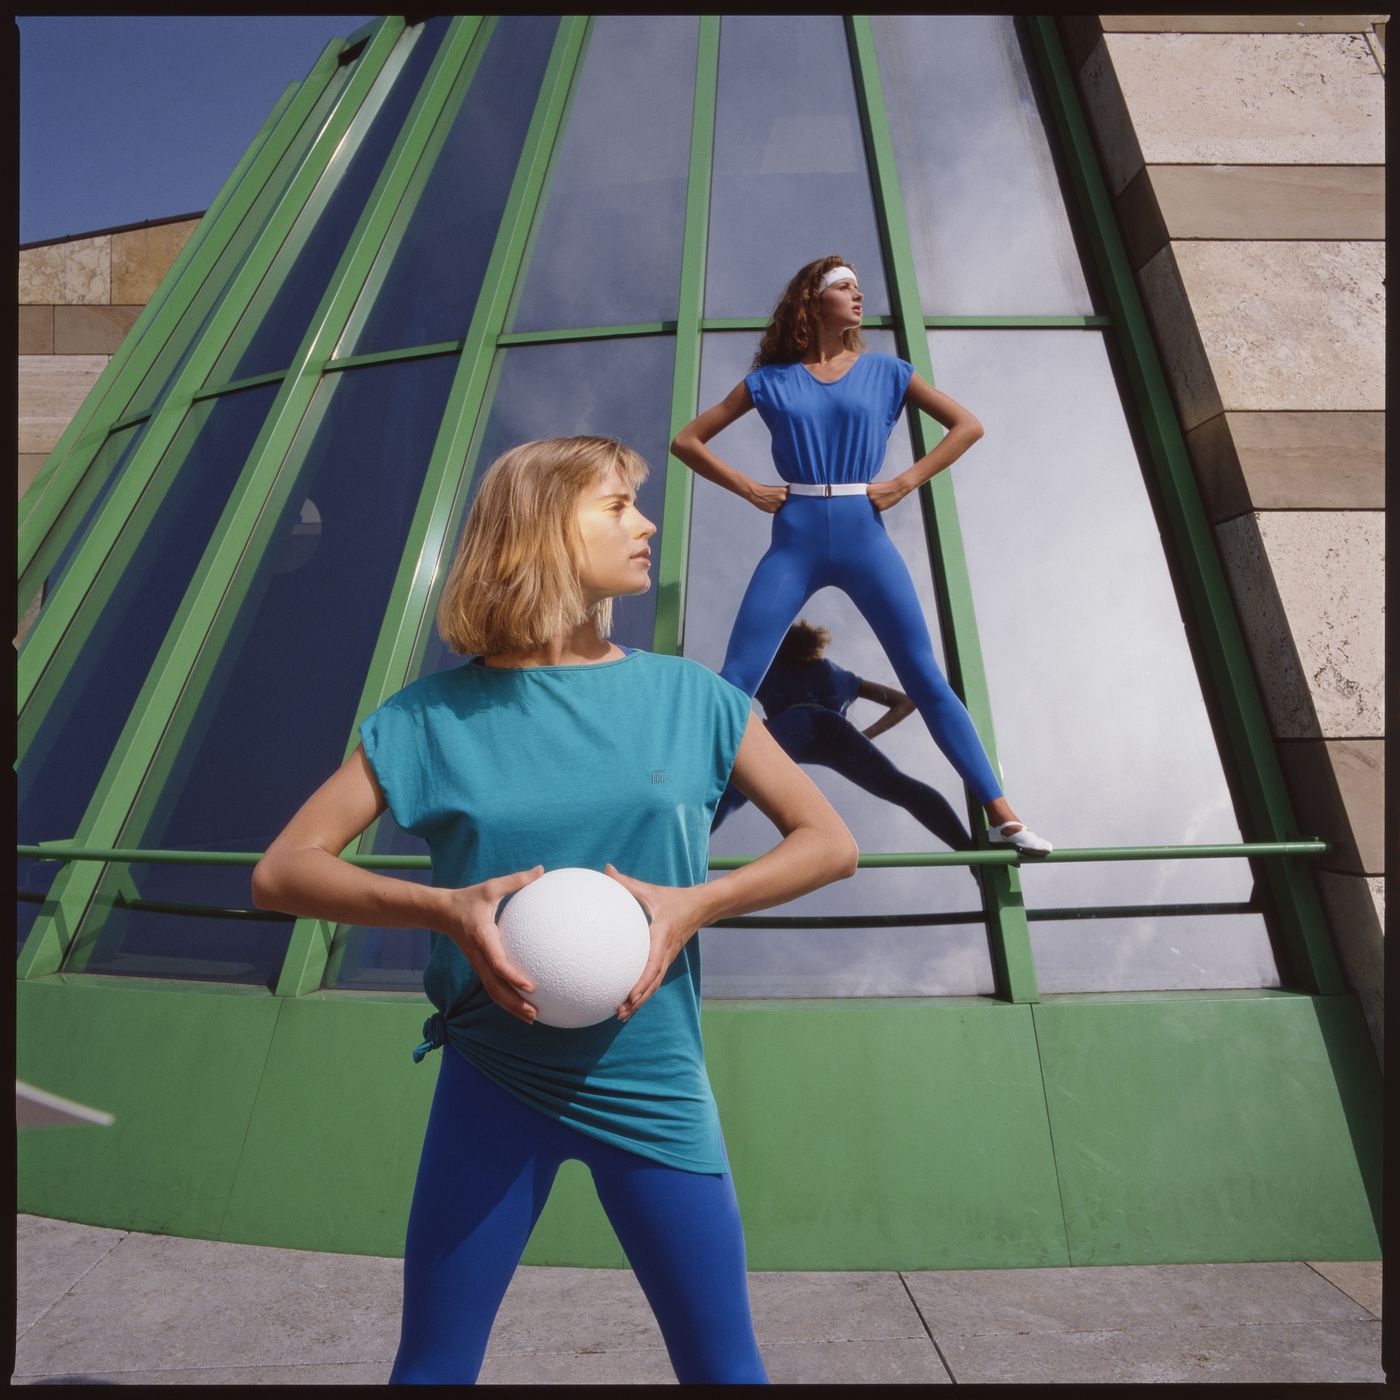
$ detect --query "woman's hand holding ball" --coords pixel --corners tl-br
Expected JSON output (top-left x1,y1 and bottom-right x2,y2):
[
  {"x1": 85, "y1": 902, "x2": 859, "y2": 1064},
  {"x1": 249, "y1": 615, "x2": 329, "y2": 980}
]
[
  {"x1": 439, "y1": 865, "x2": 545, "y2": 1024},
  {"x1": 604, "y1": 865, "x2": 709, "y2": 1022}
]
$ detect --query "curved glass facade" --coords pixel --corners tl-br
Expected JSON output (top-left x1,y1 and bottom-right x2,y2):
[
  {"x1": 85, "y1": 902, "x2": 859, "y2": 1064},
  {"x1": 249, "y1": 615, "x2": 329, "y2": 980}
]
[{"x1": 20, "y1": 14, "x2": 1325, "y2": 1006}]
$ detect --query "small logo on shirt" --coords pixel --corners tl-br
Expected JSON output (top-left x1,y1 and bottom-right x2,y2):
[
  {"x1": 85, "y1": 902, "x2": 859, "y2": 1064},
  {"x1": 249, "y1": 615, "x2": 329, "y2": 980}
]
[{"x1": 650, "y1": 770, "x2": 669, "y2": 784}]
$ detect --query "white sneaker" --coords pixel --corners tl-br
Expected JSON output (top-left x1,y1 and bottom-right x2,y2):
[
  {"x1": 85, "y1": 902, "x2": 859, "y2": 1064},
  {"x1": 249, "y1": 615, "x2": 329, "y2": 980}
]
[{"x1": 988, "y1": 820, "x2": 1054, "y2": 857}]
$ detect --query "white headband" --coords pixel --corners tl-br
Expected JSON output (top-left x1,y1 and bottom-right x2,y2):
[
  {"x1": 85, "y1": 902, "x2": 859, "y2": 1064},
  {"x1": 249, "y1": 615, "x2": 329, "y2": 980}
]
[{"x1": 819, "y1": 265, "x2": 860, "y2": 292}]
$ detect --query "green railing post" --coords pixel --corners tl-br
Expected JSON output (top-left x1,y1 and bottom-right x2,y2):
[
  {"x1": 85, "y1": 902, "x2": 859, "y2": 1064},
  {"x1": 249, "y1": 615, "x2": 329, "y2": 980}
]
[
  {"x1": 847, "y1": 15, "x2": 1040, "y2": 1004},
  {"x1": 275, "y1": 17, "x2": 592, "y2": 997},
  {"x1": 652, "y1": 16, "x2": 720, "y2": 656},
  {"x1": 1024, "y1": 16, "x2": 1343, "y2": 996}
]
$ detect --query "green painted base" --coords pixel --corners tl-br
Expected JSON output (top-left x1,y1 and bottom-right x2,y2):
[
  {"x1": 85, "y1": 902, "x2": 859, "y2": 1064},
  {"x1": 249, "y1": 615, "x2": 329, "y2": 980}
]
[{"x1": 16, "y1": 978, "x2": 1380, "y2": 1268}]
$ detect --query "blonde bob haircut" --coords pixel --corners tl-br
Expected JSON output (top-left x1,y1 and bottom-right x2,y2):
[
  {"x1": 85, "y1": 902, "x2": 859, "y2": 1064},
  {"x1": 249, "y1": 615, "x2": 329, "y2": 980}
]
[{"x1": 436, "y1": 435, "x2": 650, "y2": 657}]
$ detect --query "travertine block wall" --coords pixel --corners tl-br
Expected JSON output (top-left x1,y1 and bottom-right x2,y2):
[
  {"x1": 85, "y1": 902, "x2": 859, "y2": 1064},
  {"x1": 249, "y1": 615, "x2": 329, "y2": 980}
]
[
  {"x1": 18, "y1": 216, "x2": 202, "y2": 500},
  {"x1": 1060, "y1": 14, "x2": 1386, "y2": 1053}
]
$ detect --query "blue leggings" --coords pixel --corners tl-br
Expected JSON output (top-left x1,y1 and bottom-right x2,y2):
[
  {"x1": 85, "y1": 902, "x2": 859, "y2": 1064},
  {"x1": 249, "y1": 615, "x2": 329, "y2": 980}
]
[
  {"x1": 390, "y1": 1049, "x2": 769, "y2": 1385},
  {"x1": 720, "y1": 494, "x2": 1002, "y2": 803},
  {"x1": 715, "y1": 704, "x2": 973, "y2": 854}
]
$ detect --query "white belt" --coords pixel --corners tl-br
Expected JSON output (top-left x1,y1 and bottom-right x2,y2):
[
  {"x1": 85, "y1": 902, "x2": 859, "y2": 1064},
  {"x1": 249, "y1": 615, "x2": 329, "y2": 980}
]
[{"x1": 785, "y1": 482, "x2": 870, "y2": 497}]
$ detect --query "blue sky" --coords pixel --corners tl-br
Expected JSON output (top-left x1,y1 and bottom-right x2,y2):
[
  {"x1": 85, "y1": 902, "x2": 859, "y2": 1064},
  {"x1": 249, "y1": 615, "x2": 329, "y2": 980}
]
[{"x1": 18, "y1": 15, "x2": 375, "y2": 244}]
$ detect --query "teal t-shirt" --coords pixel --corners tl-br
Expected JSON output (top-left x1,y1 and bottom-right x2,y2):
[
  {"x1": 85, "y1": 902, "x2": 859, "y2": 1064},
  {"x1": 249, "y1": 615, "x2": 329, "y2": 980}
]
[{"x1": 359, "y1": 648, "x2": 751, "y2": 1174}]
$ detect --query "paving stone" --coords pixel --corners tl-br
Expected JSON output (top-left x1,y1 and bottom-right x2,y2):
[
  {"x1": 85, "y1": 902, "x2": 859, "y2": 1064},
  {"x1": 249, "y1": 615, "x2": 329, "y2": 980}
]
[
  {"x1": 1136, "y1": 246, "x2": 1221, "y2": 431},
  {"x1": 19, "y1": 236, "x2": 110, "y2": 305},
  {"x1": 1308, "y1": 1259, "x2": 1382, "y2": 1318},
  {"x1": 762, "y1": 1337, "x2": 951, "y2": 1384},
  {"x1": 11, "y1": 1362, "x2": 393, "y2": 1386},
  {"x1": 479, "y1": 1346, "x2": 677, "y2": 1384},
  {"x1": 12, "y1": 1231, "x2": 402, "y2": 1377},
  {"x1": 1102, "y1": 31, "x2": 1383, "y2": 167},
  {"x1": 1103, "y1": 15, "x2": 1385, "y2": 34},
  {"x1": 487, "y1": 1265, "x2": 665, "y2": 1355},
  {"x1": 903, "y1": 1261, "x2": 1376, "y2": 1337},
  {"x1": 936, "y1": 1319, "x2": 1384, "y2": 1385},
  {"x1": 15, "y1": 1216, "x2": 128, "y2": 1339},
  {"x1": 1278, "y1": 738, "x2": 1383, "y2": 875},
  {"x1": 747, "y1": 1271, "x2": 926, "y2": 1342}
]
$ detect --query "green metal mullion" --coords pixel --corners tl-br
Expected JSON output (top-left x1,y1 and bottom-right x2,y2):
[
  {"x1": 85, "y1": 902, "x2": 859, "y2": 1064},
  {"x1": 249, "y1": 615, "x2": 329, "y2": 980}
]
[
  {"x1": 274, "y1": 17, "x2": 593, "y2": 998},
  {"x1": 16, "y1": 19, "x2": 408, "y2": 735},
  {"x1": 324, "y1": 340, "x2": 463, "y2": 371},
  {"x1": 16, "y1": 38, "x2": 351, "y2": 590},
  {"x1": 17, "y1": 16, "x2": 471, "y2": 982},
  {"x1": 652, "y1": 16, "x2": 720, "y2": 656},
  {"x1": 924, "y1": 315, "x2": 1111, "y2": 328},
  {"x1": 1024, "y1": 17, "x2": 1342, "y2": 995},
  {"x1": 847, "y1": 15, "x2": 1040, "y2": 1005},
  {"x1": 497, "y1": 322, "x2": 674, "y2": 346},
  {"x1": 190, "y1": 370, "x2": 289, "y2": 402}
]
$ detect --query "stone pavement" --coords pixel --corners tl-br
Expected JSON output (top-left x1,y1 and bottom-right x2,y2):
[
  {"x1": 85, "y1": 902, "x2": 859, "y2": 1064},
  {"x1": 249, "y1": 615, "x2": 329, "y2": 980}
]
[{"x1": 12, "y1": 1214, "x2": 1385, "y2": 1385}]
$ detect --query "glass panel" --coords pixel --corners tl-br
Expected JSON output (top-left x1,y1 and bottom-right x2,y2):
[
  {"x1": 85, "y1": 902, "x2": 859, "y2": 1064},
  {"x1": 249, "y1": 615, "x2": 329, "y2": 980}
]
[
  {"x1": 932, "y1": 328, "x2": 1280, "y2": 991},
  {"x1": 17, "y1": 386, "x2": 279, "y2": 957},
  {"x1": 73, "y1": 357, "x2": 458, "y2": 987},
  {"x1": 687, "y1": 331, "x2": 993, "y2": 997},
  {"x1": 212, "y1": 18, "x2": 452, "y2": 383},
  {"x1": 706, "y1": 16, "x2": 890, "y2": 319},
  {"x1": 340, "y1": 16, "x2": 560, "y2": 357},
  {"x1": 510, "y1": 16, "x2": 696, "y2": 333},
  {"x1": 872, "y1": 15, "x2": 1096, "y2": 317},
  {"x1": 121, "y1": 55, "x2": 362, "y2": 421},
  {"x1": 329, "y1": 333, "x2": 678, "y2": 988},
  {"x1": 22, "y1": 422, "x2": 143, "y2": 638}
]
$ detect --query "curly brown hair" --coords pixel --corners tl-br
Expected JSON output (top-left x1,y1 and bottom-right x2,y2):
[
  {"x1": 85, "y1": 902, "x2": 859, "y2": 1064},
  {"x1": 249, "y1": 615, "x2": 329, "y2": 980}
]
[
  {"x1": 751, "y1": 255, "x2": 867, "y2": 369},
  {"x1": 774, "y1": 620, "x2": 830, "y2": 667}
]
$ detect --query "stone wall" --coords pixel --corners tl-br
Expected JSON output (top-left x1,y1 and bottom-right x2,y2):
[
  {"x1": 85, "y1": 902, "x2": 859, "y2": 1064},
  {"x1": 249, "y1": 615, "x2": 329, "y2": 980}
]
[
  {"x1": 1060, "y1": 14, "x2": 1386, "y2": 1053},
  {"x1": 18, "y1": 215, "x2": 203, "y2": 499}
]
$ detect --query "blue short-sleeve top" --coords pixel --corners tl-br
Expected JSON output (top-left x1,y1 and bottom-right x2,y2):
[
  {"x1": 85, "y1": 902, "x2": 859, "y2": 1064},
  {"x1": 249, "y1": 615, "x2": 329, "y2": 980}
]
[
  {"x1": 743, "y1": 352, "x2": 916, "y2": 486},
  {"x1": 757, "y1": 658, "x2": 863, "y2": 720},
  {"x1": 359, "y1": 649, "x2": 752, "y2": 1174}
]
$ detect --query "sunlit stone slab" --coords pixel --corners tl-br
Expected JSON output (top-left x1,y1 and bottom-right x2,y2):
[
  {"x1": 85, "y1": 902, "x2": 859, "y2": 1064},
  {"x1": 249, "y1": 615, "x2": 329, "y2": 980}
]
[{"x1": 19, "y1": 236, "x2": 110, "y2": 305}]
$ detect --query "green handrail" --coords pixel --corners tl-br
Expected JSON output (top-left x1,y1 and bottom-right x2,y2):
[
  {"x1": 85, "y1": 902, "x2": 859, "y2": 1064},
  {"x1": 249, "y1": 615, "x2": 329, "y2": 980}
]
[{"x1": 18, "y1": 839, "x2": 1330, "y2": 870}]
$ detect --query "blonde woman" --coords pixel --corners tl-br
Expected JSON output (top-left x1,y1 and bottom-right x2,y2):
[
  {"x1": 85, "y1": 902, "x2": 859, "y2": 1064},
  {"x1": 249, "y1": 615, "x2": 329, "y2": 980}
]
[{"x1": 253, "y1": 436, "x2": 856, "y2": 1385}]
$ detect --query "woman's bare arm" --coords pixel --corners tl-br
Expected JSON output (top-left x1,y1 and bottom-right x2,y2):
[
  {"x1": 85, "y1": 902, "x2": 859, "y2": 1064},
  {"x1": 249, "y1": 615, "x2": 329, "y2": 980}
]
[
  {"x1": 855, "y1": 677, "x2": 915, "y2": 741},
  {"x1": 670, "y1": 380, "x2": 788, "y2": 513},
  {"x1": 252, "y1": 745, "x2": 543, "y2": 1021},
  {"x1": 608, "y1": 714, "x2": 858, "y2": 1017},
  {"x1": 868, "y1": 373, "x2": 984, "y2": 511}
]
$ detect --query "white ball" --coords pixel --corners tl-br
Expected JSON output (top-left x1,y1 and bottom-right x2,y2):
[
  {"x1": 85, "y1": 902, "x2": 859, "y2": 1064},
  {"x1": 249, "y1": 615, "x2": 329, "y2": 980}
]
[{"x1": 497, "y1": 867, "x2": 650, "y2": 1028}]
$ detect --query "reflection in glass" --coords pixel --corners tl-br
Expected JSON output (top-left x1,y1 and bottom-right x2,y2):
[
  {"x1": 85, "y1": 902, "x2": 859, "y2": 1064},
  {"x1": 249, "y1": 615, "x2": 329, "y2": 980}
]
[
  {"x1": 706, "y1": 16, "x2": 889, "y2": 319},
  {"x1": 17, "y1": 387, "x2": 279, "y2": 957},
  {"x1": 120, "y1": 58, "x2": 361, "y2": 420},
  {"x1": 342, "y1": 16, "x2": 560, "y2": 356},
  {"x1": 687, "y1": 332, "x2": 993, "y2": 997},
  {"x1": 872, "y1": 15, "x2": 1095, "y2": 316},
  {"x1": 511, "y1": 16, "x2": 696, "y2": 333},
  {"x1": 216, "y1": 18, "x2": 452, "y2": 383},
  {"x1": 934, "y1": 328, "x2": 1279, "y2": 990},
  {"x1": 75, "y1": 357, "x2": 457, "y2": 987}
]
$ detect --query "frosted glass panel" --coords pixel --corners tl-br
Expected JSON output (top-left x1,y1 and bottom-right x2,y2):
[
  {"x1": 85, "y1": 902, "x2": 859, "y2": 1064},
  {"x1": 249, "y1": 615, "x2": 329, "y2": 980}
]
[
  {"x1": 706, "y1": 16, "x2": 889, "y2": 318},
  {"x1": 933, "y1": 328, "x2": 1279, "y2": 991},
  {"x1": 872, "y1": 15, "x2": 1095, "y2": 315},
  {"x1": 687, "y1": 332, "x2": 993, "y2": 998},
  {"x1": 511, "y1": 16, "x2": 696, "y2": 332}
]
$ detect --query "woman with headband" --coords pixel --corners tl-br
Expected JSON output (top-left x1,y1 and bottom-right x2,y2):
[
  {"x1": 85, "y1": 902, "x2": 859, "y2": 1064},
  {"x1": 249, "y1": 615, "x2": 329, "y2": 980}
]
[
  {"x1": 253, "y1": 437, "x2": 857, "y2": 1384},
  {"x1": 672, "y1": 255, "x2": 1052, "y2": 856}
]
